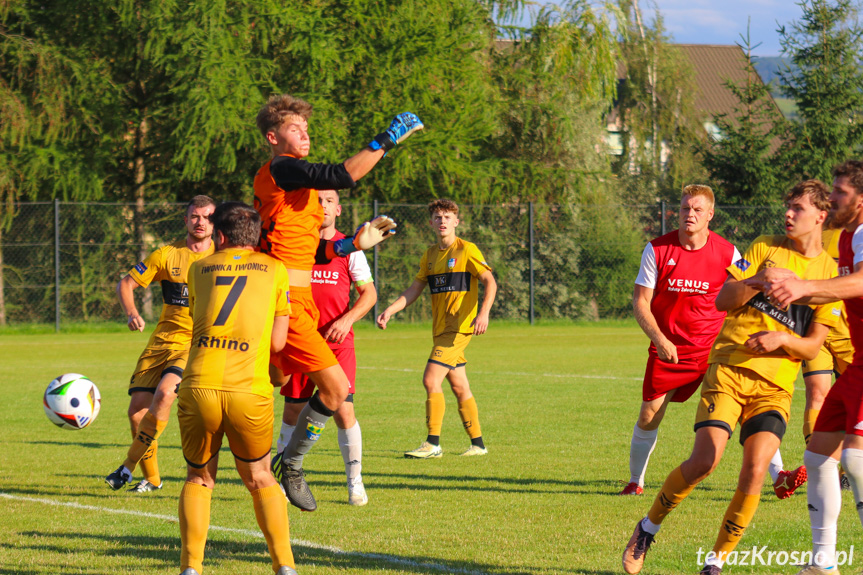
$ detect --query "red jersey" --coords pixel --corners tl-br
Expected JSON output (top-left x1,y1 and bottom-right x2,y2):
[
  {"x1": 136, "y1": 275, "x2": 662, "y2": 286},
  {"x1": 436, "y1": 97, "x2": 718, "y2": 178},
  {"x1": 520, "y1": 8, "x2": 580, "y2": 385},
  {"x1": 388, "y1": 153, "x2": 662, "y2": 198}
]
[
  {"x1": 838, "y1": 226, "x2": 863, "y2": 365},
  {"x1": 310, "y1": 231, "x2": 373, "y2": 349},
  {"x1": 635, "y1": 230, "x2": 740, "y2": 358}
]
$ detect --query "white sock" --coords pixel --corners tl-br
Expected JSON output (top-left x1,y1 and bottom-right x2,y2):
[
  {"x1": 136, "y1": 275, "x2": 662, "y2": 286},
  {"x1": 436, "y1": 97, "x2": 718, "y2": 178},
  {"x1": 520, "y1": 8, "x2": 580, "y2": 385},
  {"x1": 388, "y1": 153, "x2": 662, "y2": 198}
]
[
  {"x1": 640, "y1": 516, "x2": 661, "y2": 535},
  {"x1": 804, "y1": 450, "x2": 841, "y2": 568},
  {"x1": 768, "y1": 447, "x2": 784, "y2": 483},
  {"x1": 276, "y1": 423, "x2": 295, "y2": 454},
  {"x1": 840, "y1": 448, "x2": 863, "y2": 529},
  {"x1": 121, "y1": 466, "x2": 133, "y2": 480},
  {"x1": 338, "y1": 421, "x2": 363, "y2": 484},
  {"x1": 629, "y1": 425, "x2": 658, "y2": 486}
]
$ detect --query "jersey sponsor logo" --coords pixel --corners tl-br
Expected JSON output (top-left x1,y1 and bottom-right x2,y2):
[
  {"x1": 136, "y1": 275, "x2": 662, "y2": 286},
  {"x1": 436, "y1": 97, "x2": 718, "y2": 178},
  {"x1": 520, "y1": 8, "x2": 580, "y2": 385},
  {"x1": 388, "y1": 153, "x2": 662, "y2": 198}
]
[
  {"x1": 201, "y1": 263, "x2": 233, "y2": 273},
  {"x1": 735, "y1": 258, "x2": 751, "y2": 272},
  {"x1": 668, "y1": 257, "x2": 676, "y2": 266},
  {"x1": 854, "y1": 420, "x2": 863, "y2": 431},
  {"x1": 428, "y1": 271, "x2": 471, "y2": 295},
  {"x1": 447, "y1": 258, "x2": 457, "y2": 269},
  {"x1": 833, "y1": 307, "x2": 842, "y2": 316},
  {"x1": 161, "y1": 280, "x2": 190, "y2": 307},
  {"x1": 234, "y1": 262, "x2": 268, "y2": 272},
  {"x1": 840, "y1": 265, "x2": 852, "y2": 276},
  {"x1": 311, "y1": 270, "x2": 341, "y2": 285},
  {"x1": 747, "y1": 292, "x2": 814, "y2": 337},
  {"x1": 196, "y1": 335, "x2": 251, "y2": 352},
  {"x1": 666, "y1": 278, "x2": 710, "y2": 294},
  {"x1": 134, "y1": 262, "x2": 147, "y2": 275}
]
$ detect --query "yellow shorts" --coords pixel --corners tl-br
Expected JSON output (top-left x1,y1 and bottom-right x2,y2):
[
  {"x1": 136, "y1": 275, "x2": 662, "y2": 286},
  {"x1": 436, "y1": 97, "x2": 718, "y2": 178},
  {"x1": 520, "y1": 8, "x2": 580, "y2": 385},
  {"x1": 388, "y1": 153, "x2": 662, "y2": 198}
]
[
  {"x1": 177, "y1": 387, "x2": 274, "y2": 467},
  {"x1": 803, "y1": 330, "x2": 854, "y2": 377},
  {"x1": 428, "y1": 333, "x2": 472, "y2": 369},
  {"x1": 129, "y1": 348, "x2": 187, "y2": 395},
  {"x1": 695, "y1": 363, "x2": 791, "y2": 442}
]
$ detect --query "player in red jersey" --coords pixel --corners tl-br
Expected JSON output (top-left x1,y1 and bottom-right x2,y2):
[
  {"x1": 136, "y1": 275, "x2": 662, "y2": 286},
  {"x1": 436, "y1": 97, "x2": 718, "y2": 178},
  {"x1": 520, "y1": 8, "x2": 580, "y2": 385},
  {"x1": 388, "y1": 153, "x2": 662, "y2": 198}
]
[
  {"x1": 273, "y1": 189, "x2": 376, "y2": 507},
  {"x1": 759, "y1": 161, "x2": 863, "y2": 574},
  {"x1": 620, "y1": 185, "x2": 740, "y2": 496},
  {"x1": 255, "y1": 94, "x2": 421, "y2": 511}
]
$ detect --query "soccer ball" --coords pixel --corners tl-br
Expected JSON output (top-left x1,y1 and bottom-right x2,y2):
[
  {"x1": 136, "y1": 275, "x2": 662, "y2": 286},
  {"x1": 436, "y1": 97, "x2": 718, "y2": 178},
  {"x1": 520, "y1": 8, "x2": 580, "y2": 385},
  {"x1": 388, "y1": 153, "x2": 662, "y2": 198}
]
[{"x1": 43, "y1": 373, "x2": 101, "y2": 430}]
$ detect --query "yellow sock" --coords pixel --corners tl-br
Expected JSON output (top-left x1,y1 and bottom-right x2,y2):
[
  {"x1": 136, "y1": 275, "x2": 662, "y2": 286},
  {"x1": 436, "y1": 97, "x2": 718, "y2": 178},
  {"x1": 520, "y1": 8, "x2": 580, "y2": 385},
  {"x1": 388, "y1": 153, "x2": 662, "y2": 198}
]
[
  {"x1": 125, "y1": 412, "x2": 168, "y2": 481},
  {"x1": 803, "y1": 409, "x2": 819, "y2": 445},
  {"x1": 457, "y1": 397, "x2": 482, "y2": 439},
  {"x1": 252, "y1": 484, "x2": 295, "y2": 571},
  {"x1": 426, "y1": 393, "x2": 445, "y2": 437},
  {"x1": 647, "y1": 466, "x2": 698, "y2": 525},
  {"x1": 712, "y1": 489, "x2": 760, "y2": 561},
  {"x1": 179, "y1": 481, "x2": 212, "y2": 574}
]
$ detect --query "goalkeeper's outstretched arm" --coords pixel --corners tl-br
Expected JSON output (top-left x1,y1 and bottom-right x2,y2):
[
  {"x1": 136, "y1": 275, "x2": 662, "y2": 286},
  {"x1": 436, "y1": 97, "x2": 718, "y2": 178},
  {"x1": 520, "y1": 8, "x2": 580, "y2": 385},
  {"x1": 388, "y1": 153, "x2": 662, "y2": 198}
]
[{"x1": 376, "y1": 279, "x2": 426, "y2": 330}]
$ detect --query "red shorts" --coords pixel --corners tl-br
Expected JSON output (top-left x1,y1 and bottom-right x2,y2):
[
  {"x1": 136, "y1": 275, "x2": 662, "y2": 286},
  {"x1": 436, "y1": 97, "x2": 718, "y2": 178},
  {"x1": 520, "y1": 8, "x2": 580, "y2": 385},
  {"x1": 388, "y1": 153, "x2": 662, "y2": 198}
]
[
  {"x1": 281, "y1": 345, "x2": 356, "y2": 399},
  {"x1": 814, "y1": 363, "x2": 863, "y2": 436},
  {"x1": 271, "y1": 286, "x2": 338, "y2": 375},
  {"x1": 642, "y1": 353, "x2": 709, "y2": 403}
]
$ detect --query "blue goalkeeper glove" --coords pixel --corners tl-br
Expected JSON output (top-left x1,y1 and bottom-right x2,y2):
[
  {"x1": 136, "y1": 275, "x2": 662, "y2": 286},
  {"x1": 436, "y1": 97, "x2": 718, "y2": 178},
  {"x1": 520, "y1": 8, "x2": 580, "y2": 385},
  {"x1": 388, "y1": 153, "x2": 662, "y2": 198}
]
[{"x1": 368, "y1": 112, "x2": 424, "y2": 153}]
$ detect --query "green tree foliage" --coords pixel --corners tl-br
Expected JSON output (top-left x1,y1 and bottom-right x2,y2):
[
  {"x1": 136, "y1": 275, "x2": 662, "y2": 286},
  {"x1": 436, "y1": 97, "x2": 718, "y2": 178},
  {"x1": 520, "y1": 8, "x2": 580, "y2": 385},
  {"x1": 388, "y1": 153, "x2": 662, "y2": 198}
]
[
  {"x1": 701, "y1": 32, "x2": 787, "y2": 205},
  {"x1": 777, "y1": 0, "x2": 863, "y2": 181}
]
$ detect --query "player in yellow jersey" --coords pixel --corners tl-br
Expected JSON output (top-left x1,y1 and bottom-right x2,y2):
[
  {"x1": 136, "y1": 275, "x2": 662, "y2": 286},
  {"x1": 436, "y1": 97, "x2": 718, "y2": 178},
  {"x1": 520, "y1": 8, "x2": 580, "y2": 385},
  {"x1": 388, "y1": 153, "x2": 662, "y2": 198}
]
[
  {"x1": 769, "y1": 225, "x2": 855, "y2": 499},
  {"x1": 376, "y1": 199, "x2": 497, "y2": 458},
  {"x1": 105, "y1": 195, "x2": 216, "y2": 492},
  {"x1": 177, "y1": 202, "x2": 293, "y2": 575},
  {"x1": 622, "y1": 180, "x2": 842, "y2": 575}
]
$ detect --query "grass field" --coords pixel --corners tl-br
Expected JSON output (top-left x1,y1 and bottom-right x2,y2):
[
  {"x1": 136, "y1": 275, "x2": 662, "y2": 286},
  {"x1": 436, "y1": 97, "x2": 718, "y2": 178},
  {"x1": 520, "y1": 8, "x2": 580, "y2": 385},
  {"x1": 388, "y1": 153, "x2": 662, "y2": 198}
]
[{"x1": 2, "y1": 321, "x2": 861, "y2": 575}]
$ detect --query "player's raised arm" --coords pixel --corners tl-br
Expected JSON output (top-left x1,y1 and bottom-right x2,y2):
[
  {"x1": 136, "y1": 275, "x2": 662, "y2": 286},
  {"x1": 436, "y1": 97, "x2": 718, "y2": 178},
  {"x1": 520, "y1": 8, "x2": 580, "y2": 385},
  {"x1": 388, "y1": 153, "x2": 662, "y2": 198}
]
[
  {"x1": 376, "y1": 279, "x2": 426, "y2": 330},
  {"x1": 117, "y1": 275, "x2": 145, "y2": 332}
]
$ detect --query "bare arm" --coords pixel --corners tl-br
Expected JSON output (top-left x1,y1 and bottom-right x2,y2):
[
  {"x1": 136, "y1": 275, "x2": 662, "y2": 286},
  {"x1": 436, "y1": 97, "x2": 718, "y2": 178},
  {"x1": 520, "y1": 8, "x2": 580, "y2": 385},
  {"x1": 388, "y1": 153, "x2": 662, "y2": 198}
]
[
  {"x1": 633, "y1": 284, "x2": 678, "y2": 363},
  {"x1": 324, "y1": 281, "x2": 378, "y2": 344},
  {"x1": 715, "y1": 275, "x2": 759, "y2": 312},
  {"x1": 117, "y1": 275, "x2": 145, "y2": 332},
  {"x1": 271, "y1": 315, "x2": 289, "y2": 353},
  {"x1": 343, "y1": 148, "x2": 387, "y2": 182},
  {"x1": 472, "y1": 271, "x2": 497, "y2": 335},
  {"x1": 376, "y1": 279, "x2": 426, "y2": 329},
  {"x1": 744, "y1": 321, "x2": 830, "y2": 362},
  {"x1": 762, "y1": 262, "x2": 863, "y2": 306}
]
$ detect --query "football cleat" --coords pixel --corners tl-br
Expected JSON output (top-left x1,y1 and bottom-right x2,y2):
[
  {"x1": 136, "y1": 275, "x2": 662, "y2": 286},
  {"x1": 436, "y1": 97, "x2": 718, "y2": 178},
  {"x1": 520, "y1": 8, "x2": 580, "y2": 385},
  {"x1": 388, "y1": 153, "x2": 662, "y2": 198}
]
[
  {"x1": 622, "y1": 519, "x2": 655, "y2": 574},
  {"x1": 281, "y1": 467, "x2": 317, "y2": 512},
  {"x1": 699, "y1": 565, "x2": 722, "y2": 575},
  {"x1": 271, "y1": 450, "x2": 284, "y2": 483},
  {"x1": 795, "y1": 565, "x2": 840, "y2": 574},
  {"x1": 404, "y1": 441, "x2": 443, "y2": 459},
  {"x1": 459, "y1": 445, "x2": 488, "y2": 457},
  {"x1": 179, "y1": 569, "x2": 200, "y2": 575},
  {"x1": 774, "y1": 465, "x2": 807, "y2": 499},
  {"x1": 347, "y1": 476, "x2": 368, "y2": 507},
  {"x1": 620, "y1": 482, "x2": 644, "y2": 496},
  {"x1": 128, "y1": 479, "x2": 162, "y2": 493},
  {"x1": 105, "y1": 465, "x2": 132, "y2": 490},
  {"x1": 840, "y1": 471, "x2": 852, "y2": 491},
  {"x1": 276, "y1": 567, "x2": 298, "y2": 575}
]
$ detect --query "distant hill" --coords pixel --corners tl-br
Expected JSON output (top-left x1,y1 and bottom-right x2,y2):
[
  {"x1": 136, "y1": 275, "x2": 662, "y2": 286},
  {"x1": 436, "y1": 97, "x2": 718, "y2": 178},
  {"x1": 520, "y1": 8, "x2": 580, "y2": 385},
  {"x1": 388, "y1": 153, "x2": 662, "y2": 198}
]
[{"x1": 752, "y1": 56, "x2": 794, "y2": 96}]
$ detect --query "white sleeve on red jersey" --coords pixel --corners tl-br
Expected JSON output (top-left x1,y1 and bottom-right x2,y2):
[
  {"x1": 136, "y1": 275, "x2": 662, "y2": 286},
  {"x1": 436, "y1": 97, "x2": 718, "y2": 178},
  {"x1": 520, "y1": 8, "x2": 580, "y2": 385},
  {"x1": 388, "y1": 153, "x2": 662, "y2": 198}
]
[
  {"x1": 634, "y1": 243, "x2": 657, "y2": 288},
  {"x1": 348, "y1": 250, "x2": 373, "y2": 284},
  {"x1": 852, "y1": 224, "x2": 863, "y2": 266},
  {"x1": 730, "y1": 246, "x2": 742, "y2": 266}
]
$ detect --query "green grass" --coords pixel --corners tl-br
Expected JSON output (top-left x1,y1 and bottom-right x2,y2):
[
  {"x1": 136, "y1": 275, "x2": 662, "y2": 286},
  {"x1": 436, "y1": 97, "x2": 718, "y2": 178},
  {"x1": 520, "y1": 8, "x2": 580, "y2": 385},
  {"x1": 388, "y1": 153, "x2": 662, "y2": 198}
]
[{"x1": 1, "y1": 323, "x2": 861, "y2": 574}]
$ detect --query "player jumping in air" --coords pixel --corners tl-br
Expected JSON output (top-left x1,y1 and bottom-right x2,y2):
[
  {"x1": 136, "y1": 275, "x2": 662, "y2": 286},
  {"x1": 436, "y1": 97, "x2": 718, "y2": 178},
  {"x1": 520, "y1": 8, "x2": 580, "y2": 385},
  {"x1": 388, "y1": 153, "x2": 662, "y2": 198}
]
[
  {"x1": 377, "y1": 199, "x2": 497, "y2": 458},
  {"x1": 255, "y1": 94, "x2": 422, "y2": 511},
  {"x1": 105, "y1": 196, "x2": 216, "y2": 493}
]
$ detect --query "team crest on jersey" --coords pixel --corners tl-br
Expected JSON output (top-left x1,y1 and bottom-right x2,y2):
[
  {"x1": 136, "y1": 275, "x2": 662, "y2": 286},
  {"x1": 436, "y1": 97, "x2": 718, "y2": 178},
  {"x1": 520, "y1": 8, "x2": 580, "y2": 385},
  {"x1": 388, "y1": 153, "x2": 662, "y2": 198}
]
[
  {"x1": 233, "y1": 255, "x2": 241, "y2": 260},
  {"x1": 447, "y1": 258, "x2": 457, "y2": 269},
  {"x1": 171, "y1": 267, "x2": 181, "y2": 276},
  {"x1": 763, "y1": 259, "x2": 776, "y2": 268},
  {"x1": 734, "y1": 258, "x2": 751, "y2": 272},
  {"x1": 134, "y1": 262, "x2": 147, "y2": 274}
]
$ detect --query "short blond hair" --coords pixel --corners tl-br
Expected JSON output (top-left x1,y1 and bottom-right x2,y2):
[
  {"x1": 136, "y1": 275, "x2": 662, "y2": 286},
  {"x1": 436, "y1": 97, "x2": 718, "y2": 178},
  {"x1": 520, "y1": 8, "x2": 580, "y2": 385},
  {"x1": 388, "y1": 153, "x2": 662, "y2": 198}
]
[
  {"x1": 682, "y1": 184, "x2": 715, "y2": 208},
  {"x1": 256, "y1": 94, "x2": 313, "y2": 137}
]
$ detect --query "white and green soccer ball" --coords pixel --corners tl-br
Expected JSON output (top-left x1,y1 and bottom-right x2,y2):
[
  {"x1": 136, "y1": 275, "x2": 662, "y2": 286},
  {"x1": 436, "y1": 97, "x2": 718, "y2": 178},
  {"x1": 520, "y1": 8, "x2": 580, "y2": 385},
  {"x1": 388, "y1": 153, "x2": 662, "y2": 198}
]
[{"x1": 43, "y1": 373, "x2": 101, "y2": 430}]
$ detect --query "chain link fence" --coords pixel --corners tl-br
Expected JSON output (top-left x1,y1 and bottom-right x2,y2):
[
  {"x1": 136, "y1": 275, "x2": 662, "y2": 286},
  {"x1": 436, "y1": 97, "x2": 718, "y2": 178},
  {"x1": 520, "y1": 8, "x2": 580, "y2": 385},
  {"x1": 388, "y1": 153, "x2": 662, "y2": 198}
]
[{"x1": 0, "y1": 200, "x2": 786, "y2": 329}]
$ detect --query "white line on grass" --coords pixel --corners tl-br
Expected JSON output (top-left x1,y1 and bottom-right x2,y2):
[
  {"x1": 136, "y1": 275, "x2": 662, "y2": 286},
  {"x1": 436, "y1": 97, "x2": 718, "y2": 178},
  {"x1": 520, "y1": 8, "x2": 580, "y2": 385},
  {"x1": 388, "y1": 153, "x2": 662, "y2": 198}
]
[
  {"x1": 359, "y1": 365, "x2": 642, "y2": 381},
  {"x1": 0, "y1": 492, "x2": 489, "y2": 575}
]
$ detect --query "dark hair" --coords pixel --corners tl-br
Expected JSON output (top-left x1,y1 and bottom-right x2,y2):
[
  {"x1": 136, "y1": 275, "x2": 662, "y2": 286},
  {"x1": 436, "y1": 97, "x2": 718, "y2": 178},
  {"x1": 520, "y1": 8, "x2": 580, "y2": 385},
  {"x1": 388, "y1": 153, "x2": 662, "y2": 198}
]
[
  {"x1": 256, "y1": 94, "x2": 313, "y2": 137},
  {"x1": 186, "y1": 195, "x2": 216, "y2": 214},
  {"x1": 427, "y1": 198, "x2": 459, "y2": 217},
  {"x1": 832, "y1": 160, "x2": 863, "y2": 195},
  {"x1": 212, "y1": 202, "x2": 261, "y2": 247},
  {"x1": 785, "y1": 179, "x2": 831, "y2": 212}
]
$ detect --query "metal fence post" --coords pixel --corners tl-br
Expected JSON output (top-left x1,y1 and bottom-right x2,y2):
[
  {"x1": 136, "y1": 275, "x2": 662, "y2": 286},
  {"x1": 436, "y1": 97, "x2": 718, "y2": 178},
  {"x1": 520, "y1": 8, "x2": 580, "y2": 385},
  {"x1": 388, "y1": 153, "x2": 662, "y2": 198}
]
[
  {"x1": 660, "y1": 199, "x2": 667, "y2": 236},
  {"x1": 373, "y1": 199, "x2": 379, "y2": 322},
  {"x1": 529, "y1": 201, "x2": 534, "y2": 325},
  {"x1": 54, "y1": 198, "x2": 60, "y2": 332}
]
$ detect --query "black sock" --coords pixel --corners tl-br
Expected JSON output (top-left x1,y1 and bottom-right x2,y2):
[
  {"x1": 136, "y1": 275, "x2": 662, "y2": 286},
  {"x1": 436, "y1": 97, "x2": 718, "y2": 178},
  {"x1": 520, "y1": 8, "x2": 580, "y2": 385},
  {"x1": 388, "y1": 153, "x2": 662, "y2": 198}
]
[
  {"x1": 471, "y1": 436, "x2": 485, "y2": 449},
  {"x1": 426, "y1": 435, "x2": 440, "y2": 446}
]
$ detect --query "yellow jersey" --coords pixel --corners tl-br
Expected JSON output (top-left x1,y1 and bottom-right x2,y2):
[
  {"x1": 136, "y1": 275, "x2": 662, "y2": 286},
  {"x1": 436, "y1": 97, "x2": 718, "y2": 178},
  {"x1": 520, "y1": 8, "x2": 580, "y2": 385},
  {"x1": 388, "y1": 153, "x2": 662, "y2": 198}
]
[
  {"x1": 415, "y1": 238, "x2": 492, "y2": 337},
  {"x1": 709, "y1": 235, "x2": 841, "y2": 392},
  {"x1": 128, "y1": 238, "x2": 215, "y2": 351},
  {"x1": 180, "y1": 248, "x2": 291, "y2": 398}
]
